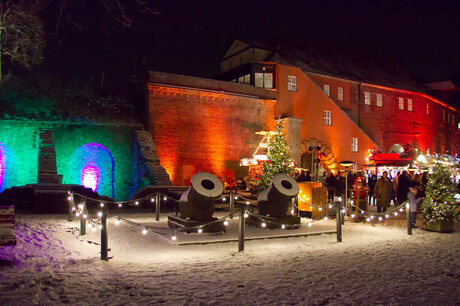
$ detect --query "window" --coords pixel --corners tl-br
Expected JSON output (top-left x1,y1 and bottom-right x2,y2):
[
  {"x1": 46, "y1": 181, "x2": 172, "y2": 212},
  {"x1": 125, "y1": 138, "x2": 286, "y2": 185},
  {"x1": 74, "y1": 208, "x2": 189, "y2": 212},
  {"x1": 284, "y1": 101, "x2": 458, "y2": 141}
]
[
  {"x1": 324, "y1": 110, "x2": 332, "y2": 126},
  {"x1": 443, "y1": 110, "x2": 446, "y2": 122},
  {"x1": 255, "y1": 73, "x2": 273, "y2": 88},
  {"x1": 337, "y1": 87, "x2": 343, "y2": 101},
  {"x1": 407, "y1": 99, "x2": 413, "y2": 111},
  {"x1": 447, "y1": 112, "x2": 451, "y2": 124},
  {"x1": 426, "y1": 103, "x2": 429, "y2": 115},
  {"x1": 351, "y1": 137, "x2": 358, "y2": 152},
  {"x1": 324, "y1": 84, "x2": 330, "y2": 97},
  {"x1": 288, "y1": 76, "x2": 297, "y2": 91},
  {"x1": 243, "y1": 74, "x2": 250, "y2": 84},
  {"x1": 376, "y1": 94, "x2": 383, "y2": 107},
  {"x1": 364, "y1": 92, "x2": 371, "y2": 105},
  {"x1": 398, "y1": 97, "x2": 404, "y2": 110}
]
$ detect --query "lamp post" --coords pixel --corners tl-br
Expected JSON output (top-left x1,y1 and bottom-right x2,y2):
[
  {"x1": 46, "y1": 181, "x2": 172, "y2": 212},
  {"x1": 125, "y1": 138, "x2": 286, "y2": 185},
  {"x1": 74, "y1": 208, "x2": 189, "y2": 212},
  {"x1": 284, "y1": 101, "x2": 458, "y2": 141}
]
[{"x1": 339, "y1": 160, "x2": 355, "y2": 222}]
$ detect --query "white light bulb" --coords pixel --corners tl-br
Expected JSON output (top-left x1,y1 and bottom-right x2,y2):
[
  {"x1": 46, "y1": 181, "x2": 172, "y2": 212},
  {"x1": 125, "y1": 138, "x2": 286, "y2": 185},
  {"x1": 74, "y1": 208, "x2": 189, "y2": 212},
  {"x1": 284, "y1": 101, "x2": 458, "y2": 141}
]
[
  {"x1": 385, "y1": 214, "x2": 390, "y2": 219},
  {"x1": 100, "y1": 203, "x2": 104, "y2": 207},
  {"x1": 400, "y1": 208, "x2": 404, "y2": 212},
  {"x1": 97, "y1": 212, "x2": 102, "y2": 217},
  {"x1": 222, "y1": 198, "x2": 226, "y2": 202},
  {"x1": 281, "y1": 224, "x2": 286, "y2": 229},
  {"x1": 366, "y1": 218, "x2": 371, "y2": 222},
  {"x1": 78, "y1": 204, "x2": 83, "y2": 209},
  {"x1": 72, "y1": 207, "x2": 75, "y2": 211},
  {"x1": 378, "y1": 217, "x2": 383, "y2": 221},
  {"x1": 261, "y1": 222, "x2": 266, "y2": 228},
  {"x1": 370, "y1": 215, "x2": 375, "y2": 220},
  {"x1": 324, "y1": 216, "x2": 328, "y2": 221},
  {"x1": 118, "y1": 204, "x2": 122, "y2": 208},
  {"x1": 197, "y1": 228, "x2": 203, "y2": 234},
  {"x1": 405, "y1": 203, "x2": 410, "y2": 209},
  {"x1": 246, "y1": 201, "x2": 250, "y2": 205},
  {"x1": 142, "y1": 229, "x2": 148, "y2": 235},
  {"x1": 171, "y1": 235, "x2": 177, "y2": 241},
  {"x1": 150, "y1": 198, "x2": 154, "y2": 202},
  {"x1": 319, "y1": 207, "x2": 322, "y2": 211},
  {"x1": 75, "y1": 212, "x2": 80, "y2": 217},
  {"x1": 351, "y1": 200, "x2": 354, "y2": 204},
  {"x1": 351, "y1": 214, "x2": 356, "y2": 218},
  {"x1": 224, "y1": 220, "x2": 229, "y2": 226},
  {"x1": 395, "y1": 212, "x2": 399, "y2": 216},
  {"x1": 244, "y1": 213, "x2": 249, "y2": 218},
  {"x1": 329, "y1": 205, "x2": 333, "y2": 209},
  {"x1": 342, "y1": 209, "x2": 346, "y2": 214},
  {"x1": 67, "y1": 196, "x2": 71, "y2": 201},
  {"x1": 83, "y1": 214, "x2": 87, "y2": 219},
  {"x1": 361, "y1": 211, "x2": 365, "y2": 214},
  {"x1": 163, "y1": 197, "x2": 167, "y2": 201},
  {"x1": 291, "y1": 209, "x2": 295, "y2": 214},
  {"x1": 99, "y1": 225, "x2": 102, "y2": 230},
  {"x1": 114, "y1": 219, "x2": 120, "y2": 225},
  {"x1": 307, "y1": 223, "x2": 312, "y2": 227},
  {"x1": 135, "y1": 201, "x2": 139, "y2": 206},
  {"x1": 234, "y1": 196, "x2": 238, "y2": 200}
]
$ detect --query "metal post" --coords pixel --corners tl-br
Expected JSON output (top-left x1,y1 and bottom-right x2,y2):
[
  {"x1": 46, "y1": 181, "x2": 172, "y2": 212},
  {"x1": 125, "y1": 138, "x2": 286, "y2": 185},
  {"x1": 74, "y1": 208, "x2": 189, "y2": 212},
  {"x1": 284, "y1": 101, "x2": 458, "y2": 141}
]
[
  {"x1": 238, "y1": 208, "x2": 245, "y2": 252},
  {"x1": 68, "y1": 192, "x2": 74, "y2": 222},
  {"x1": 155, "y1": 192, "x2": 160, "y2": 221},
  {"x1": 80, "y1": 200, "x2": 86, "y2": 235},
  {"x1": 229, "y1": 191, "x2": 234, "y2": 219},
  {"x1": 341, "y1": 194, "x2": 345, "y2": 225},
  {"x1": 406, "y1": 203, "x2": 412, "y2": 236},
  {"x1": 101, "y1": 205, "x2": 109, "y2": 260},
  {"x1": 336, "y1": 199, "x2": 342, "y2": 242}
]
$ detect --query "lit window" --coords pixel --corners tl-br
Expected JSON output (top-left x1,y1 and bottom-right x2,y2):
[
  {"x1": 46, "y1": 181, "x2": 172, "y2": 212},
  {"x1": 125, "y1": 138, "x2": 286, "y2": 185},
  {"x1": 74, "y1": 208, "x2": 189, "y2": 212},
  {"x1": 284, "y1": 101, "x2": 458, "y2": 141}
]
[
  {"x1": 407, "y1": 99, "x2": 413, "y2": 111},
  {"x1": 376, "y1": 94, "x2": 383, "y2": 107},
  {"x1": 398, "y1": 97, "x2": 404, "y2": 110},
  {"x1": 324, "y1": 110, "x2": 332, "y2": 126},
  {"x1": 324, "y1": 84, "x2": 330, "y2": 97},
  {"x1": 255, "y1": 73, "x2": 273, "y2": 88},
  {"x1": 288, "y1": 76, "x2": 297, "y2": 91},
  {"x1": 244, "y1": 74, "x2": 250, "y2": 84},
  {"x1": 337, "y1": 87, "x2": 343, "y2": 101},
  {"x1": 351, "y1": 137, "x2": 358, "y2": 152},
  {"x1": 238, "y1": 76, "x2": 244, "y2": 84},
  {"x1": 364, "y1": 92, "x2": 371, "y2": 105},
  {"x1": 426, "y1": 103, "x2": 429, "y2": 115}
]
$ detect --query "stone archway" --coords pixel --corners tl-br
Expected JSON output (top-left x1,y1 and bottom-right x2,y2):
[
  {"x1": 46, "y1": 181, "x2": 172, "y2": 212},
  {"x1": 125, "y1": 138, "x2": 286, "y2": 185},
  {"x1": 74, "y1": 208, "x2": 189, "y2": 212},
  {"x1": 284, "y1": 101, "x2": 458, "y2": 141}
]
[{"x1": 300, "y1": 138, "x2": 338, "y2": 174}]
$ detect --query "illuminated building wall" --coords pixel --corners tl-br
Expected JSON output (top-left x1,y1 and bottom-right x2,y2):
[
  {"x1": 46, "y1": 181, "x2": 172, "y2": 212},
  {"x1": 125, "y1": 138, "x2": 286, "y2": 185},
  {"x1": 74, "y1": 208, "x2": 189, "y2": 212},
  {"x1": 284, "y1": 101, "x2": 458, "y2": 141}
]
[
  {"x1": 0, "y1": 120, "x2": 135, "y2": 200},
  {"x1": 148, "y1": 72, "x2": 276, "y2": 186}
]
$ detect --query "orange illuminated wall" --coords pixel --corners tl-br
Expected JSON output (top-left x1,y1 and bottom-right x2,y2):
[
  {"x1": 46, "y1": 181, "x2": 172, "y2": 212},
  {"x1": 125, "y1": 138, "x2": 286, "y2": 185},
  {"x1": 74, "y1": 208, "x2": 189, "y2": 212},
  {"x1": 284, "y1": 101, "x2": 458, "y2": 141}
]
[
  {"x1": 276, "y1": 64, "x2": 377, "y2": 167},
  {"x1": 148, "y1": 85, "x2": 276, "y2": 185}
]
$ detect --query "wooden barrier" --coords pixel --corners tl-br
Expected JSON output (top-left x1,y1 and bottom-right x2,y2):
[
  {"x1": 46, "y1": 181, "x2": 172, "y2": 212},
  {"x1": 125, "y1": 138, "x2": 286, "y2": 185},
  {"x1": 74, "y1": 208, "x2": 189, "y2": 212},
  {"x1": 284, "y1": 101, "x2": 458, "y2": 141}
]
[
  {"x1": 311, "y1": 187, "x2": 328, "y2": 219},
  {"x1": 0, "y1": 206, "x2": 16, "y2": 246}
]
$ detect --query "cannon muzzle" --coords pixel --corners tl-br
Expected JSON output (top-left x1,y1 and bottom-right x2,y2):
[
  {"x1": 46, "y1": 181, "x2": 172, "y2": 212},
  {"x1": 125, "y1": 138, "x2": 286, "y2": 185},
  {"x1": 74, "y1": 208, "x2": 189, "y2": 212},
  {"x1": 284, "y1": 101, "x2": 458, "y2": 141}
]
[
  {"x1": 179, "y1": 172, "x2": 223, "y2": 221},
  {"x1": 257, "y1": 173, "x2": 299, "y2": 218}
]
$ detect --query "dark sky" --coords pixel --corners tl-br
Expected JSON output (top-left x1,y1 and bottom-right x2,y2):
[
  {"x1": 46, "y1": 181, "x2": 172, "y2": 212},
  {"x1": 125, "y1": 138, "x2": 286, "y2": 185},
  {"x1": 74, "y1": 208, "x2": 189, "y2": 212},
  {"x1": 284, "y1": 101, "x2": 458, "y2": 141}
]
[{"x1": 42, "y1": 0, "x2": 460, "y2": 90}]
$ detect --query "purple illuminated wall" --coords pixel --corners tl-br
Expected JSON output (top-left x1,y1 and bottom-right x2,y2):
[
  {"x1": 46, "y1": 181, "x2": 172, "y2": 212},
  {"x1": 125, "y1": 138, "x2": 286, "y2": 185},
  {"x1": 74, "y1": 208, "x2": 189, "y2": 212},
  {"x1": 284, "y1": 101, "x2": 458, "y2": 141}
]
[{"x1": 69, "y1": 143, "x2": 114, "y2": 198}]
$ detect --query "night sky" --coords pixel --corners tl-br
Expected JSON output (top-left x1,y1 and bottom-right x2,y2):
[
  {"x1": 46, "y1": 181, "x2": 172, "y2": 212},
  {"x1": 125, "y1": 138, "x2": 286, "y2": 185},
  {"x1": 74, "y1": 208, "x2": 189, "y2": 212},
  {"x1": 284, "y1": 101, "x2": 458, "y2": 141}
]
[{"x1": 42, "y1": 0, "x2": 460, "y2": 94}]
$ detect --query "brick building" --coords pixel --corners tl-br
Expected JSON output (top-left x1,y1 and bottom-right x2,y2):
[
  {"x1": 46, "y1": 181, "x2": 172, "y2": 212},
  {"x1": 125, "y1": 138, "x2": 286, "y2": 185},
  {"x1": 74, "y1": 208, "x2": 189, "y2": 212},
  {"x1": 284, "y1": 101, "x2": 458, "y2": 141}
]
[{"x1": 148, "y1": 39, "x2": 459, "y2": 185}]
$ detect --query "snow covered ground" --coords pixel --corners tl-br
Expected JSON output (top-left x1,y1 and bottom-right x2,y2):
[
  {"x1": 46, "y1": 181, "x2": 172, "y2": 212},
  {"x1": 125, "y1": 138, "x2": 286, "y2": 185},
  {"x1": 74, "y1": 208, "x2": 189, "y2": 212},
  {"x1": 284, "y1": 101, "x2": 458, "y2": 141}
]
[{"x1": 0, "y1": 212, "x2": 459, "y2": 305}]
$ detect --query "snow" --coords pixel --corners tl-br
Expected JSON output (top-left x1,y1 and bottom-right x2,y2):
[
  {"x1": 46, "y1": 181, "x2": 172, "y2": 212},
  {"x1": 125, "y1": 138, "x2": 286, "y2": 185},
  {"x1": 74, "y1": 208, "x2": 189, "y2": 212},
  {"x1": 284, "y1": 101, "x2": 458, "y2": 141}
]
[{"x1": 0, "y1": 211, "x2": 459, "y2": 305}]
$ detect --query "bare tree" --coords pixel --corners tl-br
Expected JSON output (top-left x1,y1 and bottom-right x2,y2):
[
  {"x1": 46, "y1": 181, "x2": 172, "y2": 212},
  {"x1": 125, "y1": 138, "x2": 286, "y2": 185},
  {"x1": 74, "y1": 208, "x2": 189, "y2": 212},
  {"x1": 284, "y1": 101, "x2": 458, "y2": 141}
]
[{"x1": 0, "y1": 0, "x2": 46, "y2": 80}]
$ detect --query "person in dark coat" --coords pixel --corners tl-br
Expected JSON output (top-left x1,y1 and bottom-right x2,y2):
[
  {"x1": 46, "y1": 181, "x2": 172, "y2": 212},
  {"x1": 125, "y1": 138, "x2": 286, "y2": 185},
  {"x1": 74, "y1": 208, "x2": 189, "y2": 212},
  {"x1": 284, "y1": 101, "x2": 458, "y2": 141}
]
[
  {"x1": 374, "y1": 171, "x2": 393, "y2": 213},
  {"x1": 368, "y1": 173, "x2": 377, "y2": 206},
  {"x1": 325, "y1": 172, "x2": 336, "y2": 203},
  {"x1": 296, "y1": 170, "x2": 306, "y2": 182},
  {"x1": 397, "y1": 171, "x2": 411, "y2": 204},
  {"x1": 305, "y1": 171, "x2": 312, "y2": 182}
]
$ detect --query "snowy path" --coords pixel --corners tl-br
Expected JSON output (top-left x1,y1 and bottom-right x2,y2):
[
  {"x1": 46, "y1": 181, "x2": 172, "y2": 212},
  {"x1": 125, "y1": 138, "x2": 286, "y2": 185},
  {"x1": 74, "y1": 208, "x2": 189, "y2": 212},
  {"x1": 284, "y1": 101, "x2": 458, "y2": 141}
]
[{"x1": 0, "y1": 214, "x2": 459, "y2": 305}]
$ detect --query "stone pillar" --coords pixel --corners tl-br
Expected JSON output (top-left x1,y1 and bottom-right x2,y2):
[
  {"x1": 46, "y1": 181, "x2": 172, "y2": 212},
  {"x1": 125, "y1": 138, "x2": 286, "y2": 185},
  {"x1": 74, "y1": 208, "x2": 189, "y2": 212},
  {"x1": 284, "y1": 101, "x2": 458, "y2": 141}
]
[{"x1": 280, "y1": 117, "x2": 303, "y2": 166}]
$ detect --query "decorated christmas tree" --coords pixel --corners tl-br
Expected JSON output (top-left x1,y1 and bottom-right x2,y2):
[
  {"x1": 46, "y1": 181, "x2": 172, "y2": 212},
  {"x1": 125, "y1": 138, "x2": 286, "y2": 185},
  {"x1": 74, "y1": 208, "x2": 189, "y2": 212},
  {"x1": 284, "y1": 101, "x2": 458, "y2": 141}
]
[
  {"x1": 421, "y1": 164, "x2": 458, "y2": 224},
  {"x1": 258, "y1": 121, "x2": 294, "y2": 190}
]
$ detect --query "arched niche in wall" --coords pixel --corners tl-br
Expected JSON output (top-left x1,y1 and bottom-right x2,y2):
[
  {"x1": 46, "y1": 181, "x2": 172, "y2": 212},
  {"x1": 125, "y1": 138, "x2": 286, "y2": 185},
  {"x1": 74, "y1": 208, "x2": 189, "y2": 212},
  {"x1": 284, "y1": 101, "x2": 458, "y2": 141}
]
[
  {"x1": 68, "y1": 143, "x2": 115, "y2": 198},
  {"x1": 0, "y1": 143, "x2": 17, "y2": 192}
]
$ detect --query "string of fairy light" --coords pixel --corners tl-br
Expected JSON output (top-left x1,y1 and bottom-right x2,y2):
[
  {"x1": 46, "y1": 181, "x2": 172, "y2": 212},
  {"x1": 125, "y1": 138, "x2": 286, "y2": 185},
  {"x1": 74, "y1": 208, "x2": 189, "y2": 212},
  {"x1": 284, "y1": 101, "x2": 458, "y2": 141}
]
[{"x1": 66, "y1": 190, "x2": 410, "y2": 242}]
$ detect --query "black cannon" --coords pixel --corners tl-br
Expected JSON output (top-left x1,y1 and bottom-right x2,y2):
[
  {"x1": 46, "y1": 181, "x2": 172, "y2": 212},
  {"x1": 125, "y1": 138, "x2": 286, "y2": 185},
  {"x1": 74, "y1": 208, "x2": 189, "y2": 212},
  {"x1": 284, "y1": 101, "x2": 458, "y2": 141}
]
[
  {"x1": 168, "y1": 172, "x2": 225, "y2": 233},
  {"x1": 252, "y1": 174, "x2": 300, "y2": 229}
]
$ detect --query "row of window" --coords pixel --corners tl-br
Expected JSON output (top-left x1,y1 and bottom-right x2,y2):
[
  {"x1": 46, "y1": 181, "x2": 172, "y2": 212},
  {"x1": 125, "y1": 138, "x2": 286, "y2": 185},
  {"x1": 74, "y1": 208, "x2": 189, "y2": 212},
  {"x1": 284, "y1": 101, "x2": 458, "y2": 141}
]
[
  {"x1": 232, "y1": 72, "x2": 274, "y2": 88},
  {"x1": 323, "y1": 84, "x2": 344, "y2": 102}
]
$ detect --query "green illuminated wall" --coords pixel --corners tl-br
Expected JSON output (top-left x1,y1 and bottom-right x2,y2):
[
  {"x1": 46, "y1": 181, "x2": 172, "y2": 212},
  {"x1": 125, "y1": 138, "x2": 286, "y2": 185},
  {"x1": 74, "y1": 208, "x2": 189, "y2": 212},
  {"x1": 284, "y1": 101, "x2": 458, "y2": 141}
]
[{"x1": 0, "y1": 120, "x2": 135, "y2": 200}]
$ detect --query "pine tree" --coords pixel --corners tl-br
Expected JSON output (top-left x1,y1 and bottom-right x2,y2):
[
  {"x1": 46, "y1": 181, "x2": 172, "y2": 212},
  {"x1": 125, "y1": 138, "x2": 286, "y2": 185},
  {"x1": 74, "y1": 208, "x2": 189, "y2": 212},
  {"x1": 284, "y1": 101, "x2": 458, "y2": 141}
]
[
  {"x1": 421, "y1": 164, "x2": 458, "y2": 223},
  {"x1": 257, "y1": 121, "x2": 294, "y2": 190}
]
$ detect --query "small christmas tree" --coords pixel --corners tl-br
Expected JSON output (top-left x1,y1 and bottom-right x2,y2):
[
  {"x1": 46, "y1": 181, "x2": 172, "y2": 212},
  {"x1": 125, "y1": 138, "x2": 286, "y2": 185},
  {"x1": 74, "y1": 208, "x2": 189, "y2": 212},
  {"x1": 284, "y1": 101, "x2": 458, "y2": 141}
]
[
  {"x1": 258, "y1": 121, "x2": 294, "y2": 190},
  {"x1": 421, "y1": 164, "x2": 458, "y2": 224}
]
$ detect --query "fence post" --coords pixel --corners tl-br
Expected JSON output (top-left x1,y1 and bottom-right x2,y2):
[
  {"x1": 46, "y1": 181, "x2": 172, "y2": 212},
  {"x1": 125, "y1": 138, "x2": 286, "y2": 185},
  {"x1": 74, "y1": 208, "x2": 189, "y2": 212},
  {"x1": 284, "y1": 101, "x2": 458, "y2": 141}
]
[
  {"x1": 155, "y1": 192, "x2": 160, "y2": 221},
  {"x1": 80, "y1": 200, "x2": 86, "y2": 235},
  {"x1": 68, "y1": 192, "x2": 74, "y2": 222},
  {"x1": 406, "y1": 203, "x2": 412, "y2": 236},
  {"x1": 336, "y1": 199, "x2": 342, "y2": 242},
  {"x1": 101, "y1": 205, "x2": 109, "y2": 260},
  {"x1": 238, "y1": 207, "x2": 245, "y2": 252},
  {"x1": 229, "y1": 191, "x2": 234, "y2": 219}
]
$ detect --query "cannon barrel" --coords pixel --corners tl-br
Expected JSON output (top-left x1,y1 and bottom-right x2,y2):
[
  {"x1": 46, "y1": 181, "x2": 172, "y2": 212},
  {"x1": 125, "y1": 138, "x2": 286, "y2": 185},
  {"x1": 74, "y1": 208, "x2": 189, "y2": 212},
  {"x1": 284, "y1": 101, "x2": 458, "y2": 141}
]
[
  {"x1": 257, "y1": 174, "x2": 299, "y2": 218},
  {"x1": 179, "y1": 172, "x2": 223, "y2": 222}
]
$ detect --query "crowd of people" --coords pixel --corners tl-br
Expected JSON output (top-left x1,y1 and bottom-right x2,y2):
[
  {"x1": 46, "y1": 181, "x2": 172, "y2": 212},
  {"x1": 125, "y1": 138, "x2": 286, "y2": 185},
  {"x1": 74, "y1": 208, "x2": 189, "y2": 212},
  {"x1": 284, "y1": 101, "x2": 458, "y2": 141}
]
[{"x1": 295, "y1": 169, "x2": 429, "y2": 228}]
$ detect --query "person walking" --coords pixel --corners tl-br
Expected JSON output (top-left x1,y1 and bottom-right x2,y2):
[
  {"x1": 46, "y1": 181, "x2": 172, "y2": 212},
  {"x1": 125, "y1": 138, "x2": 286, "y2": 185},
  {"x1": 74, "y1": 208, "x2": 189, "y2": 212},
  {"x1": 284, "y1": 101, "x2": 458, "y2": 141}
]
[
  {"x1": 407, "y1": 183, "x2": 422, "y2": 228},
  {"x1": 325, "y1": 172, "x2": 336, "y2": 203},
  {"x1": 368, "y1": 173, "x2": 377, "y2": 206},
  {"x1": 374, "y1": 171, "x2": 393, "y2": 213},
  {"x1": 397, "y1": 171, "x2": 411, "y2": 204}
]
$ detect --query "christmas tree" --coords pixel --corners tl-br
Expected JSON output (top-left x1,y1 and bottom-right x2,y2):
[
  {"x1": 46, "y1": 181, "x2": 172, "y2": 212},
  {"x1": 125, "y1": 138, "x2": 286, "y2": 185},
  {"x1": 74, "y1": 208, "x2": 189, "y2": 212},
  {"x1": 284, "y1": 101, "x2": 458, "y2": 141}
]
[
  {"x1": 421, "y1": 164, "x2": 458, "y2": 224},
  {"x1": 258, "y1": 121, "x2": 294, "y2": 190}
]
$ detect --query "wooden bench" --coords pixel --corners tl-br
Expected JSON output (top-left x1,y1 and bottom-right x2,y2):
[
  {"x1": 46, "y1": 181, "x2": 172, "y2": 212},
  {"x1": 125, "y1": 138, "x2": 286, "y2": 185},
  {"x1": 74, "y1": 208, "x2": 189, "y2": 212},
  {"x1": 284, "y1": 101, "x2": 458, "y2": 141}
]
[{"x1": 0, "y1": 206, "x2": 16, "y2": 246}]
